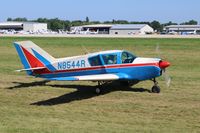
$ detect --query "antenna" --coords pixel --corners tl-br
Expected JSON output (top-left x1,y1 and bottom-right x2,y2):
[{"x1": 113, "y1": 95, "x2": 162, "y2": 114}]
[{"x1": 81, "y1": 44, "x2": 90, "y2": 54}]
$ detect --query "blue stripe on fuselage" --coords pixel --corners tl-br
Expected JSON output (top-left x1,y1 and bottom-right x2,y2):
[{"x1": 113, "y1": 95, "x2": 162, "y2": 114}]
[
  {"x1": 32, "y1": 49, "x2": 56, "y2": 71},
  {"x1": 39, "y1": 65, "x2": 161, "y2": 81},
  {"x1": 14, "y1": 43, "x2": 32, "y2": 75}
]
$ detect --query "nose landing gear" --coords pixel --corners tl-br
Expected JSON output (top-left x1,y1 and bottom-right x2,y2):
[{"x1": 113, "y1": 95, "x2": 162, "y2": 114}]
[{"x1": 151, "y1": 78, "x2": 160, "y2": 93}]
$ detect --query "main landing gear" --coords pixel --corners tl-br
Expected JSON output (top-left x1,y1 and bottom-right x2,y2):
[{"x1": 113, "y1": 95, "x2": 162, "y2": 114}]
[
  {"x1": 151, "y1": 78, "x2": 160, "y2": 93},
  {"x1": 95, "y1": 81, "x2": 103, "y2": 94},
  {"x1": 95, "y1": 79, "x2": 161, "y2": 94},
  {"x1": 95, "y1": 81, "x2": 109, "y2": 94}
]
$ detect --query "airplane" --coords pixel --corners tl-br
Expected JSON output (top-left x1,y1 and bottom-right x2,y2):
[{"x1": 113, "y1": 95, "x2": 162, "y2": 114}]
[
  {"x1": 14, "y1": 41, "x2": 170, "y2": 94},
  {"x1": 89, "y1": 29, "x2": 99, "y2": 34},
  {"x1": 79, "y1": 28, "x2": 90, "y2": 34},
  {"x1": 68, "y1": 27, "x2": 82, "y2": 34}
]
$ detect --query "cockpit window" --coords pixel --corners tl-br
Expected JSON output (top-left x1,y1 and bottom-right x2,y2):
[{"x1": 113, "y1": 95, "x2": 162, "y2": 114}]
[
  {"x1": 88, "y1": 55, "x2": 102, "y2": 66},
  {"x1": 102, "y1": 54, "x2": 117, "y2": 65},
  {"x1": 121, "y1": 52, "x2": 136, "y2": 63}
]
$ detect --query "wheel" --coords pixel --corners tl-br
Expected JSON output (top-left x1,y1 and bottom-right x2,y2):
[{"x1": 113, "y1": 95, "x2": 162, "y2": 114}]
[
  {"x1": 151, "y1": 85, "x2": 160, "y2": 93},
  {"x1": 95, "y1": 87, "x2": 101, "y2": 94}
]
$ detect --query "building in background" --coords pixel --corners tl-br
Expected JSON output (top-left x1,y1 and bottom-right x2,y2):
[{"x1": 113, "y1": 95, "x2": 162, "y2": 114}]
[
  {"x1": 0, "y1": 22, "x2": 23, "y2": 31},
  {"x1": 70, "y1": 24, "x2": 112, "y2": 34},
  {"x1": 82, "y1": 24, "x2": 112, "y2": 34},
  {"x1": 0, "y1": 22, "x2": 47, "y2": 32},
  {"x1": 70, "y1": 24, "x2": 154, "y2": 35},
  {"x1": 109, "y1": 24, "x2": 154, "y2": 35},
  {"x1": 23, "y1": 22, "x2": 47, "y2": 32},
  {"x1": 164, "y1": 25, "x2": 200, "y2": 35}
]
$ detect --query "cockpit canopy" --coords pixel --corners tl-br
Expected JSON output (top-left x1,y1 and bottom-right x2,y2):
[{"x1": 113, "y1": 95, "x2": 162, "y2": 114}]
[{"x1": 88, "y1": 51, "x2": 137, "y2": 66}]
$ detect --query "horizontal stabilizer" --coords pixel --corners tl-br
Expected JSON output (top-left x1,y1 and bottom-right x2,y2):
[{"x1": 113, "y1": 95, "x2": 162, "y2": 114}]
[{"x1": 15, "y1": 67, "x2": 46, "y2": 72}]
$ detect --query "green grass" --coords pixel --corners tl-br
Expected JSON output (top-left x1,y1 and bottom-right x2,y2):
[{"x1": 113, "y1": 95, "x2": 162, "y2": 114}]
[{"x1": 0, "y1": 37, "x2": 200, "y2": 133}]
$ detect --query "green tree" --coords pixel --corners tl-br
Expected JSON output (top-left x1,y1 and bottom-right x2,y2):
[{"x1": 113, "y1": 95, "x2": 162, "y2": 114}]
[
  {"x1": 150, "y1": 20, "x2": 163, "y2": 32},
  {"x1": 90, "y1": 21, "x2": 101, "y2": 24},
  {"x1": 64, "y1": 20, "x2": 71, "y2": 30},
  {"x1": 71, "y1": 20, "x2": 84, "y2": 26},
  {"x1": 103, "y1": 21, "x2": 113, "y2": 24},
  {"x1": 130, "y1": 21, "x2": 150, "y2": 25},
  {"x1": 180, "y1": 20, "x2": 198, "y2": 25},
  {"x1": 115, "y1": 20, "x2": 129, "y2": 24},
  {"x1": 13, "y1": 17, "x2": 27, "y2": 22},
  {"x1": 86, "y1": 16, "x2": 89, "y2": 23},
  {"x1": 7, "y1": 18, "x2": 12, "y2": 21},
  {"x1": 48, "y1": 18, "x2": 64, "y2": 31},
  {"x1": 163, "y1": 21, "x2": 177, "y2": 26},
  {"x1": 112, "y1": 19, "x2": 116, "y2": 24},
  {"x1": 37, "y1": 18, "x2": 48, "y2": 23}
]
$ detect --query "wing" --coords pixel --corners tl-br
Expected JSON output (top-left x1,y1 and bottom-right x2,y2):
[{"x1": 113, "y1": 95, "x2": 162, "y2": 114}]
[{"x1": 47, "y1": 73, "x2": 129, "y2": 81}]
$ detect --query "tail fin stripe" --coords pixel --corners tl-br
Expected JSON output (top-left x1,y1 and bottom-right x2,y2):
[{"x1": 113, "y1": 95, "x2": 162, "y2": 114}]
[
  {"x1": 32, "y1": 49, "x2": 57, "y2": 71},
  {"x1": 21, "y1": 46, "x2": 45, "y2": 68},
  {"x1": 14, "y1": 43, "x2": 30, "y2": 68},
  {"x1": 14, "y1": 43, "x2": 32, "y2": 75}
]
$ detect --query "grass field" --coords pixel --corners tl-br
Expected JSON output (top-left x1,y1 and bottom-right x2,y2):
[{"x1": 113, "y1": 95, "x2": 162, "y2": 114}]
[{"x1": 0, "y1": 37, "x2": 200, "y2": 133}]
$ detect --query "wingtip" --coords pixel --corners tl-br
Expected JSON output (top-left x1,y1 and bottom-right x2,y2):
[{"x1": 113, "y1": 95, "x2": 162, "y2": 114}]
[{"x1": 15, "y1": 69, "x2": 22, "y2": 72}]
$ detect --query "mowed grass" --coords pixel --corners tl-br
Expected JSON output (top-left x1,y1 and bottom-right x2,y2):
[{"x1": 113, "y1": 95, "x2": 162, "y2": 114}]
[{"x1": 0, "y1": 37, "x2": 200, "y2": 133}]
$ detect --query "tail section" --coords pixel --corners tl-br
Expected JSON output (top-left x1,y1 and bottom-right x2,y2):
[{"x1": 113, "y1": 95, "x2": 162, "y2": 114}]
[{"x1": 14, "y1": 41, "x2": 56, "y2": 75}]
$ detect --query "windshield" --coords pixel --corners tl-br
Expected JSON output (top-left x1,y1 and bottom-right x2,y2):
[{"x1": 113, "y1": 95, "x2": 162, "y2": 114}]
[{"x1": 121, "y1": 51, "x2": 136, "y2": 63}]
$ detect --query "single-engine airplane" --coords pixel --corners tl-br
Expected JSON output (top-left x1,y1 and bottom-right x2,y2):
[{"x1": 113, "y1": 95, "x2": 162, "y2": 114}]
[{"x1": 14, "y1": 41, "x2": 170, "y2": 94}]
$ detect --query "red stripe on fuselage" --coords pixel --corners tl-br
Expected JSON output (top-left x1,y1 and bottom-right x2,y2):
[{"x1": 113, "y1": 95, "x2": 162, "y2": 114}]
[{"x1": 37, "y1": 62, "x2": 159, "y2": 75}]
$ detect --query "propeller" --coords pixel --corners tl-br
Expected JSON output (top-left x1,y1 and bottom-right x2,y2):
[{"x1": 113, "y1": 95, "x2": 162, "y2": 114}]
[
  {"x1": 156, "y1": 44, "x2": 171, "y2": 87},
  {"x1": 163, "y1": 70, "x2": 171, "y2": 87},
  {"x1": 156, "y1": 43, "x2": 160, "y2": 57}
]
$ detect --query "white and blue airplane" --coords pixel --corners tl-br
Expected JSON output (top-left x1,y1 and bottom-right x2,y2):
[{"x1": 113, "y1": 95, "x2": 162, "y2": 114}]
[{"x1": 14, "y1": 41, "x2": 170, "y2": 94}]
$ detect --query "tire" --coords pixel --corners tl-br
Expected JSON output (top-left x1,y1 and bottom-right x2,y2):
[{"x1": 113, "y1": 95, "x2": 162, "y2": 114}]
[
  {"x1": 151, "y1": 85, "x2": 161, "y2": 93},
  {"x1": 95, "y1": 87, "x2": 101, "y2": 94}
]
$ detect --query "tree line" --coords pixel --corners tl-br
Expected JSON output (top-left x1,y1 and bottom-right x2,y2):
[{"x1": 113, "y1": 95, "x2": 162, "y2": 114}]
[{"x1": 7, "y1": 17, "x2": 198, "y2": 32}]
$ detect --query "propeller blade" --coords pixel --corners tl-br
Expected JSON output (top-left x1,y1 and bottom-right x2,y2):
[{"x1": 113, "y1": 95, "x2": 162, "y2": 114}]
[
  {"x1": 156, "y1": 43, "x2": 159, "y2": 53},
  {"x1": 156, "y1": 43, "x2": 161, "y2": 58},
  {"x1": 163, "y1": 70, "x2": 171, "y2": 88},
  {"x1": 155, "y1": 44, "x2": 172, "y2": 88}
]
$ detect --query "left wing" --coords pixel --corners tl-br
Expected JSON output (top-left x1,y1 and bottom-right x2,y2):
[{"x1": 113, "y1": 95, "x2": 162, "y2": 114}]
[{"x1": 47, "y1": 73, "x2": 129, "y2": 81}]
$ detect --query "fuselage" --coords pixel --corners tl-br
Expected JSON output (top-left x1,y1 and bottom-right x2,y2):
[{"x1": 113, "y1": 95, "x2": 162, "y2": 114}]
[{"x1": 34, "y1": 50, "x2": 162, "y2": 81}]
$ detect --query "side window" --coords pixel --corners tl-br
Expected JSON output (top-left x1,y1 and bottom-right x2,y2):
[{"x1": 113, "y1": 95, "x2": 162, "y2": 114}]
[
  {"x1": 121, "y1": 52, "x2": 136, "y2": 63},
  {"x1": 102, "y1": 54, "x2": 117, "y2": 65},
  {"x1": 88, "y1": 56, "x2": 102, "y2": 66}
]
